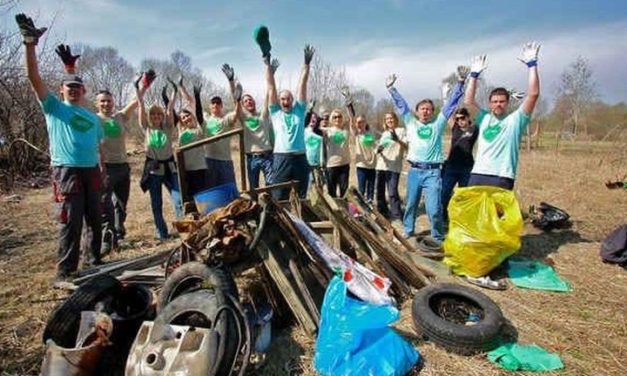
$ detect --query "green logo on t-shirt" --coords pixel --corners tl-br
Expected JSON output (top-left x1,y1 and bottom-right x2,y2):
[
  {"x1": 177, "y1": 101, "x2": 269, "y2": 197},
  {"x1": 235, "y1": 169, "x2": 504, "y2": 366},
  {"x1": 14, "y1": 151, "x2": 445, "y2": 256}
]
[
  {"x1": 360, "y1": 133, "x2": 375, "y2": 147},
  {"x1": 417, "y1": 125, "x2": 433, "y2": 140},
  {"x1": 148, "y1": 129, "x2": 167, "y2": 149},
  {"x1": 206, "y1": 119, "x2": 223, "y2": 136},
  {"x1": 69, "y1": 114, "x2": 94, "y2": 133},
  {"x1": 331, "y1": 130, "x2": 347, "y2": 145},
  {"x1": 103, "y1": 119, "x2": 122, "y2": 138},
  {"x1": 380, "y1": 134, "x2": 393, "y2": 148},
  {"x1": 179, "y1": 130, "x2": 196, "y2": 145},
  {"x1": 283, "y1": 113, "x2": 296, "y2": 132},
  {"x1": 245, "y1": 117, "x2": 261, "y2": 131},
  {"x1": 306, "y1": 134, "x2": 321, "y2": 148},
  {"x1": 482, "y1": 124, "x2": 502, "y2": 142}
]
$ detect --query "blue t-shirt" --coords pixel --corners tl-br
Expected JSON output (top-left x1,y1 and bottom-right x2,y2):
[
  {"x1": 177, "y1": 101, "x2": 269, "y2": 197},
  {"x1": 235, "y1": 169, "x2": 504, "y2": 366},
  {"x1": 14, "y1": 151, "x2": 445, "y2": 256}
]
[
  {"x1": 269, "y1": 101, "x2": 306, "y2": 153},
  {"x1": 403, "y1": 112, "x2": 447, "y2": 163},
  {"x1": 471, "y1": 108, "x2": 531, "y2": 179},
  {"x1": 41, "y1": 92, "x2": 103, "y2": 167}
]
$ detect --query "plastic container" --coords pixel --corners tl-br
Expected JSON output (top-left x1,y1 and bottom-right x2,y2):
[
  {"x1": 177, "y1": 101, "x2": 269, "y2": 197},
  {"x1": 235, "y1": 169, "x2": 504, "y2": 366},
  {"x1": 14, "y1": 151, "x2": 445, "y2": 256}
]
[{"x1": 193, "y1": 182, "x2": 239, "y2": 215}]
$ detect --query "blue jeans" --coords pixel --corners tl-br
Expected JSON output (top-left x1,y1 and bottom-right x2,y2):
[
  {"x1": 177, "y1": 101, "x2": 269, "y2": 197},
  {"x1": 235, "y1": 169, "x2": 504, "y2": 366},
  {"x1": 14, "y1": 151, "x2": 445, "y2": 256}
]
[
  {"x1": 205, "y1": 158, "x2": 236, "y2": 189},
  {"x1": 441, "y1": 166, "x2": 471, "y2": 223},
  {"x1": 147, "y1": 173, "x2": 182, "y2": 239},
  {"x1": 403, "y1": 167, "x2": 444, "y2": 241},
  {"x1": 376, "y1": 170, "x2": 402, "y2": 219},
  {"x1": 246, "y1": 152, "x2": 273, "y2": 189},
  {"x1": 357, "y1": 167, "x2": 376, "y2": 202}
]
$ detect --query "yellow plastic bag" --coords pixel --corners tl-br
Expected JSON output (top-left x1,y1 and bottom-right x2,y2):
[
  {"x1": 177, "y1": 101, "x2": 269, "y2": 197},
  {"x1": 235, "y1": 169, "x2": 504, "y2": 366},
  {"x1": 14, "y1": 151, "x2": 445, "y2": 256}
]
[{"x1": 443, "y1": 186, "x2": 524, "y2": 278}]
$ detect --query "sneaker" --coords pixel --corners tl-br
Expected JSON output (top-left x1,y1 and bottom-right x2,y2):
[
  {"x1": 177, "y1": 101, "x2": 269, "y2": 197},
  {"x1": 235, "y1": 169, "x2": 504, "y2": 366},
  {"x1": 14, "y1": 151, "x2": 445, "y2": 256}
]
[
  {"x1": 417, "y1": 236, "x2": 443, "y2": 253},
  {"x1": 465, "y1": 276, "x2": 508, "y2": 290},
  {"x1": 101, "y1": 229, "x2": 114, "y2": 256}
]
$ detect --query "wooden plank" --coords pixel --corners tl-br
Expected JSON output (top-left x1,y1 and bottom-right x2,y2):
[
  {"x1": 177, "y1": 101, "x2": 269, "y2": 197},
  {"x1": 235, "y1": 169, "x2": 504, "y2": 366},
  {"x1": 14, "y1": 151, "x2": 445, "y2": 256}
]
[{"x1": 176, "y1": 128, "x2": 244, "y2": 152}]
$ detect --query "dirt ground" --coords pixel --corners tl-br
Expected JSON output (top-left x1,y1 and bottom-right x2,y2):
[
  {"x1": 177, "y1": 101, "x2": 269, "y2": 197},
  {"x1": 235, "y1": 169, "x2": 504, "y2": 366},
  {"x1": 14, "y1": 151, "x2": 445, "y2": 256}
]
[{"x1": 0, "y1": 139, "x2": 626, "y2": 375}]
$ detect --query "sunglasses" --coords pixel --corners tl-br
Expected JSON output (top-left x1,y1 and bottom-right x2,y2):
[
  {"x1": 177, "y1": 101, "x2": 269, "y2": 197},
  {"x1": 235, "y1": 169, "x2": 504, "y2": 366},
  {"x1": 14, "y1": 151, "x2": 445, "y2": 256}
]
[
  {"x1": 332, "y1": 115, "x2": 343, "y2": 119},
  {"x1": 455, "y1": 116, "x2": 467, "y2": 121}
]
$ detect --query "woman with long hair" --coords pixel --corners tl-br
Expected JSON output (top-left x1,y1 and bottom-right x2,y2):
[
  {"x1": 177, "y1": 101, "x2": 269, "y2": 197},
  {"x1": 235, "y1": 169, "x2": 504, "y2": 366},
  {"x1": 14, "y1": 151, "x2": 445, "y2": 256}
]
[{"x1": 375, "y1": 112, "x2": 405, "y2": 220}]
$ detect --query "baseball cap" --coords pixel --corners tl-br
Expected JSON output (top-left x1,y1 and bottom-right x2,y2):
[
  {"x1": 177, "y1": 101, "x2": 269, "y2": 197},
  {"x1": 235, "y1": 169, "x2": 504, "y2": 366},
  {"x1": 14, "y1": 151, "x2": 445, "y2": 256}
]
[
  {"x1": 210, "y1": 95, "x2": 223, "y2": 104},
  {"x1": 62, "y1": 74, "x2": 84, "y2": 86}
]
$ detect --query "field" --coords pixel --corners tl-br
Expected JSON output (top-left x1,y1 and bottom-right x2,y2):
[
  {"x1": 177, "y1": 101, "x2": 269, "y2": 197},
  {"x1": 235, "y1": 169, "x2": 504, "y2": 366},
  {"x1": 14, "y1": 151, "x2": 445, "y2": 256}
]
[{"x1": 0, "y1": 139, "x2": 626, "y2": 375}]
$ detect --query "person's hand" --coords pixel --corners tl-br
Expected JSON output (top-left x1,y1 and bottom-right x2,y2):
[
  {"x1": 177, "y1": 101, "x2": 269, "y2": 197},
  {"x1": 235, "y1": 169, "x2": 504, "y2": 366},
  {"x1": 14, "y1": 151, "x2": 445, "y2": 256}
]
[
  {"x1": 142, "y1": 69, "x2": 157, "y2": 88},
  {"x1": 339, "y1": 86, "x2": 353, "y2": 106},
  {"x1": 390, "y1": 129, "x2": 399, "y2": 142},
  {"x1": 178, "y1": 75, "x2": 184, "y2": 87},
  {"x1": 134, "y1": 74, "x2": 143, "y2": 92},
  {"x1": 270, "y1": 58, "x2": 280, "y2": 74},
  {"x1": 304, "y1": 44, "x2": 315, "y2": 65},
  {"x1": 376, "y1": 145, "x2": 384, "y2": 154},
  {"x1": 456, "y1": 65, "x2": 470, "y2": 81},
  {"x1": 160, "y1": 85, "x2": 169, "y2": 107},
  {"x1": 15, "y1": 13, "x2": 47, "y2": 45},
  {"x1": 193, "y1": 84, "x2": 202, "y2": 100},
  {"x1": 385, "y1": 74, "x2": 397, "y2": 89},
  {"x1": 509, "y1": 89, "x2": 525, "y2": 101},
  {"x1": 470, "y1": 55, "x2": 488, "y2": 78},
  {"x1": 307, "y1": 99, "x2": 317, "y2": 113},
  {"x1": 166, "y1": 76, "x2": 178, "y2": 93},
  {"x1": 55, "y1": 44, "x2": 80, "y2": 69},
  {"x1": 519, "y1": 41, "x2": 541, "y2": 67},
  {"x1": 221, "y1": 63, "x2": 235, "y2": 81},
  {"x1": 441, "y1": 82, "x2": 452, "y2": 101},
  {"x1": 233, "y1": 80, "x2": 243, "y2": 102}
]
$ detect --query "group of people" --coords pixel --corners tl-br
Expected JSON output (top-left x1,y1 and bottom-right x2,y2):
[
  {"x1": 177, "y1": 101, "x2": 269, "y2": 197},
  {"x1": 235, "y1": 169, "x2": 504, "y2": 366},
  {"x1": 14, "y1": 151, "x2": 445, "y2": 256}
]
[{"x1": 15, "y1": 14, "x2": 540, "y2": 288}]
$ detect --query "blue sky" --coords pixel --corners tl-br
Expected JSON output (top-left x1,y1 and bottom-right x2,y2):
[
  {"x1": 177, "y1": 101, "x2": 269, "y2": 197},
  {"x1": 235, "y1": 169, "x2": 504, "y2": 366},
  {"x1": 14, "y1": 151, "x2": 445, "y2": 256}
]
[{"x1": 5, "y1": 0, "x2": 627, "y2": 104}]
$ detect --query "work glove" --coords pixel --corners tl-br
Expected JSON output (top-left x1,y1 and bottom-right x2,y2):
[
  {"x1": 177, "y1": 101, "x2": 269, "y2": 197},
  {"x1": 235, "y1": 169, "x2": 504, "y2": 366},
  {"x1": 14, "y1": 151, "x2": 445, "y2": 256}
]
[
  {"x1": 142, "y1": 69, "x2": 157, "y2": 88},
  {"x1": 456, "y1": 65, "x2": 470, "y2": 81},
  {"x1": 178, "y1": 75, "x2": 185, "y2": 87},
  {"x1": 15, "y1": 13, "x2": 47, "y2": 45},
  {"x1": 519, "y1": 41, "x2": 541, "y2": 67},
  {"x1": 221, "y1": 63, "x2": 235, "y2": 82},
  {"x1": 161, "y1": 85, "x2": 170, "y2": 108},
  {"x1": 233, "y1": 80, "x2": 243, "y2": 102},
  {"x1": 133, "y1": 74, "x2": 142, "y2": 91},
  {"x1": 470, "y1": 54, "x2": 488, "y2": 78},
  {"x1": 166, "y1": 76, "x2": 178, "y2": 93},
  {"x1": 390, "y1": 129, "x2": 399, "y2": 142},
  {"x1": 304, "y1": 44, "x2": 315, "y2": 65},
  {"x1": 339, "y1": 86, "x2": 353, "y2": 106},
  {"x1": 270, "y1": 58, "x2": 280, "y2": 74},
  {"x1": 509, "y1": 89, "x2": 525, "y2": 101},
  {"x1": 307, "y1": 99, "x2": 317, "y2": 114},
  {"x1": 55, "y1": 44, "x2": 80, "y2": 70},
  {"x1": 385, "y1": 74, "x2": 397, "y2": 89},
  {"x1": 441, "y1": 82, "x2": 452, "y2": 102},
  {"x1": 193, "y1": 84, "x2": 204, "y2": 124},
  {"x1": 376, "y1": 145, "x2": 385, "y2": 154}
]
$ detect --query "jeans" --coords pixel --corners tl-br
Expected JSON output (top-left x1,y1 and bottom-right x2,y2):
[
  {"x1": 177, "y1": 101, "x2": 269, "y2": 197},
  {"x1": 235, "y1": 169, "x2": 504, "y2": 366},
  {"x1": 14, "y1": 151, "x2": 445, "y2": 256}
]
[
  {"x1": 52, "y1": 166, "x2": 102, "y2": 276},
  {"x1": 403, "y1": 167, "x2": 444, "y2": 241},
  {"x1": 441, "y1": 166, "x2": 471, "y2": 223},
  {"x1": 326, "y1": 164, "x2": 350, "y2": 198},
  {"x1": 205, "y1": 158, "x2": 236, "y2": 189},
  {"x1": 468, "y1": 173, "x2": 515, "y2": 190},
  {"x1": 147, "y1": 173, "x2": 182, "y2": 239},
  {"x1": 102, "y1": 163, "x2": 130, "y2": 241},
  {"x1": 376, "y1": 170, "x2": 402, "y2": 219},
  {"x1": 246, "y1": 152, "x2": 274, "y2": 189},
  {"x1": 357, "y1": 167, "x2": 376, "y2": 202},
  {"x1": 271, "y1": 153, "x2": 309, "y2": 200}
]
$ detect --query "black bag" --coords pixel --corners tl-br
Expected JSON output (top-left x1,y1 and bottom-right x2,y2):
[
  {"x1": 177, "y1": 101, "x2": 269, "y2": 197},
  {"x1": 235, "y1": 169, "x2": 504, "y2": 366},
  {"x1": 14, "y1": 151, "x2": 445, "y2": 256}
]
[
  {"x1": 529, "y1": 202, "x2": 571, "y2": 231},
  {"x1": 600, "y1": 224, "x2": 627, "y2": 266}
]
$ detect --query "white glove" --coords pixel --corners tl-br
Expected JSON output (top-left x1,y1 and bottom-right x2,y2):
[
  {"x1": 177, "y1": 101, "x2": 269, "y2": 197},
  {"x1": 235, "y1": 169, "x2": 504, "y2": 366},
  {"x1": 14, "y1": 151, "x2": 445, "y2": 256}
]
[
  {"x1": 519, "y1": 41, "x2": 541, "y2": 67},
  {"x1": 456, "y1": 65, "x2": 470, "y2": 81},
  {"x1": 233, "y1": 81, "x2": 243, "y2": 102},
  {"x1": 470, "y1": 55, "x2": 488, "y2": 78},
  {"x1": 385, "y1": 74, "x2": 397, "y2": 89},
  {"x1": 509, "y1": 89, "x2": 525, "y2": 101},
  {"x1": 441, "y1": 82, "x2": 452, "y2": 101}
]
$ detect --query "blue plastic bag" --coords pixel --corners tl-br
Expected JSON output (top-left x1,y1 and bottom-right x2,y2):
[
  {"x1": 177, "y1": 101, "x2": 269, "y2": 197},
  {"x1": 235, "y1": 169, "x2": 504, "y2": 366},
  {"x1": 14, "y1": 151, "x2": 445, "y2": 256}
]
[{"x1": 314, "y1": 277, "x2": 420, "y2": 376}]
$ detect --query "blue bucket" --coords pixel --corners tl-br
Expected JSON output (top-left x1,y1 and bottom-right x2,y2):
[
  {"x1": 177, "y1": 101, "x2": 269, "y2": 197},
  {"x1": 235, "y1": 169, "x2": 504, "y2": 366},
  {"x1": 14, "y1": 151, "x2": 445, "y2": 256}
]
[{"x1": 193, "y1": 182, "x2": 239, "y2": 215}]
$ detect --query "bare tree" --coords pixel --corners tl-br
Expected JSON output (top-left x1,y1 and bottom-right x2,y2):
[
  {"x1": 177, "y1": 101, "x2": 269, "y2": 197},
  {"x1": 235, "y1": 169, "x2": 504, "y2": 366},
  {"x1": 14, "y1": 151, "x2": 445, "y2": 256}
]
[
  {"x1": 308, "y1": 53, "x2": 350, "y2": 110},
  {"x1": 555, "y1": 56, "x2": 598, "y2": 136}
]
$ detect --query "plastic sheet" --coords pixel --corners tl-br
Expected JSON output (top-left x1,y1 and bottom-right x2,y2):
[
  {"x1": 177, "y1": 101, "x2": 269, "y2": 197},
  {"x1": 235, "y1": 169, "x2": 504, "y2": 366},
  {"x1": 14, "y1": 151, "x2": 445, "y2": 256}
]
[
  {"x1": 443, "y1": 186, "x2": 524, "y2": 278},
  {"x1": 488, "y1": 342, "x2": 564, "y2": 372},
  {"x1": 314, "y1": 277, "x2": 419, "y2": 376},
  {"x1": 507, "y1": 259, "x2": 571, "y2": 292}
]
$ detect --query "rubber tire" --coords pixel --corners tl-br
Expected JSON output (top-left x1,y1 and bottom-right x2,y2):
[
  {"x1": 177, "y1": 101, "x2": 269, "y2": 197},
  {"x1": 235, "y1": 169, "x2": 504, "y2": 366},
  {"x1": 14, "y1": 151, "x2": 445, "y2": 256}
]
[
  {"x1": 154, "y1": 289, "x2": 239, "y2": 376},
  {"x1": 411, "y1": 283, "x2": 504, "y2": 355},
  {"x1": 43, "y1": 274, "x2": 122, "y2": 347},
  {"x1": 158, "y1": 262, "x2": 239, "y2": 312}
]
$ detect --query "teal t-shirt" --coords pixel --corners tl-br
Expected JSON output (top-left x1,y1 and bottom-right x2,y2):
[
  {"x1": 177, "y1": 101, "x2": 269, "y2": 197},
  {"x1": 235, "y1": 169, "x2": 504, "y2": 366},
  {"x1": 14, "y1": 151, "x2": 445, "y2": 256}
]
[
  {"x1": 40, "y1": 92, "x2": 103, "y2": 167},
  {"x1": 304, "y1": 128, "x2": 323, "y2": 166},
  {"x1": 403, "y1": 112, "x2": 447, "y2": 163},
  {"x1": 269, "y1": 101, "x2": 306, "y2": 153},
  {"x1": 472, "y1": 108, "x2": 531, "y2": 179}
]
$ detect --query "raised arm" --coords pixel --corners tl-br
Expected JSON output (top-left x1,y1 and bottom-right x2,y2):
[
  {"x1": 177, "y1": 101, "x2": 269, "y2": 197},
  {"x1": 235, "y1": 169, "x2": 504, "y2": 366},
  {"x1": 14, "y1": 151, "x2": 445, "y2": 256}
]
[
  {"x1": 120, "y1": 70, "x2": 154, "y2": 119},
  {"x1": 265, "y1": 57, "x2": 278, "y2": 106},
  {"x1": 166, "y1": 83, "x2": 178, "y2": 127},
  {"x1": 135, "y1": 76, "x2": 149, "y2": 129},
  {"x1": 385, "y1": 74, "x2": 411, "y2": 117},
  {"x1": 16, "y1": 14, "x2": 48, "y2": 101},
  {"x1": 55, "y1": 44, "x2": 80, "y2": 75},
  {"x1": 261, "y1": 58, "x2": 279, "y2": 119},
  {"x1": 441, "y1": 65, "x2": 469, "y2": 119},
  {"x1": 192, "y1": 84, "x2": 204, "y2": 126},
  {"x1": 340, "y1": 86, "x2": 357, "y2": 134},
  {"x1": 464, "y1": 55, "x2": 488, "y2": 113},
  {"x1": 175, "y1": 75, "x2": 195, "y2": 111},
  {"x1": 518, "y1": 42, "x2": 541, "y2": 115},
  {"x1": 297, "y1": 45, "x2": 315, "y2": 102},
  {"x1": 221, "y1": 63, "x2": 244, "y2": 120}
]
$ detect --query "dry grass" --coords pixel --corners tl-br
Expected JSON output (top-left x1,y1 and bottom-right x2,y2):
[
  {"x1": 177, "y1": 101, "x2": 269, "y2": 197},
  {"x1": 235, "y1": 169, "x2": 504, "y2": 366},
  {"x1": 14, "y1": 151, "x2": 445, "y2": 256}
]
[{"x1": 1, "y1": 140, "x2": 626, "y2": 375}]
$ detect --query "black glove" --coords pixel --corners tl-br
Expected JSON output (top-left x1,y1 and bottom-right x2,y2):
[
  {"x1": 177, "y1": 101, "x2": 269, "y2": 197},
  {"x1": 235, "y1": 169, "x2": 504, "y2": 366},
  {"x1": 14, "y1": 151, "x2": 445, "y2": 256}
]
[
  {"x1": 304, "y1": 44, "x2": 315, "y2": 65},
  {"x1": 161, "y1": 85, "x2": 170, "y2": 107},
  {"x1": 15, "y1": 13, "x2": 47, "y2": 45},
  {"x1": 55, "y1": 44, "x2": 80, "y2": 69},
  {"x1": 221, "y1": 64, "x2": 235, "y2": 81},
  {"x1": 142, "y1": 69, "x2": 157, "y2": 88},
  {"x1": 134, "y1": 74, "x2": 143, "y2": 91},
  {"x1": 166, "y1": 76, "x2": 178, "y2": 93},
  {"x1": 376, "y1": 145, "x2": 385, "y2": 154},
  {"x1": 270, "y1": 58, "x2": 280, "y2": 74},
  {"x1": 193, "y1": 84, "x2": 204, "y2": 125},
  {"x1": 390, "y1": 130, "x2": 399, "y2": 142}
]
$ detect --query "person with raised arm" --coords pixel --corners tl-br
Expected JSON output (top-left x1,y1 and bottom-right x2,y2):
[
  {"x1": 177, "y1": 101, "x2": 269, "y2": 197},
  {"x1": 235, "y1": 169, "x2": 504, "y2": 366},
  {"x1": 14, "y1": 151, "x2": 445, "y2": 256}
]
[
  {"x1": 16, "y1": 14, "x2": 103, "y2": 284},
  {"x1": 386, "y1": 66, "x2": 468, "y2": 249},
  {"x1": 265, "y1": 45, "x2": 314, "y2": 199}
]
